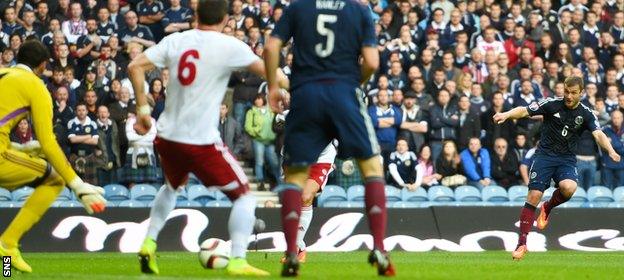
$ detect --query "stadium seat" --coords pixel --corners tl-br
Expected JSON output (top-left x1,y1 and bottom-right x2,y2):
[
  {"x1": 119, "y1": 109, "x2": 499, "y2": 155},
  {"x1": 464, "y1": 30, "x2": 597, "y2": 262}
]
[
  {"x1": 0, "y1": 201, "x2": 23, "y2": 208},
  {"x1": 317, "y1": 185, "x2": 347, "y2": 206},
  {"x1": 427, "y1": 186, "x2": 454, "y2": 202},
  {"x1": 384, "y1": 185, "x2": 402, "y2": 202},
  {"x1": 570, "y1": 187, "x2": 588, "y2": 202},
  {"x1": 338, "y1": 201, "x2": 364, "y2": 208},
  {"x1": 542, "y1": 187, "x2": 555, "y2": 201},
  {"x1": 130, "y1": 184, "x2": 158, "y2": 201},
  {"x1": 104, "y1": 184, "x2": 130, "y2": 201},
  {"x1": 449, "y1": 201, "x2": 483, "y2": 207},
  {"x1": 508, "y1": 185, "x2": 528, "y2": 202},
  {"x1": 176, "y1": 200, "x2": 202, "y2": 207},
  {"x1": 187, "y1": 184, "x2": 218, "y2": 204},
  {"x1": 321, "y1": 201, "x2": 342, "y2": 208},
  {"x1": 583, "y1": 202, "x2": 610, "y2": 208},
  {"x1": 608, "y1": 202, "x2": 624, "y2": 208},
  {"x1": 0, "y1": 188, "x2": 12, "y2": 201},
  {"x1": 59, "y1": 201, "x2": 83, "y2": 208},
  {"x1": 106, "y1": 201, "x2": 120, "y2": 207},
  {"x1": 481, "y1": 186, "x2": 509, "y2": 202},
  {"x1": 559, "y1": 201, "x2": 584, "y2": 208},
  {"x1": 454, "y1": 185, "x2": 482, "y2": 202},
  {"x1": 12, "y1": 186, "x2": 34, "y2": 201},
  {"x1": 346, "y1": 185, "x2": 365, "y2": 201},
  {"x1": 588, "y1": 186, "x2": 614, "y2": 203},
  {"x1": 504, "y1": 201, "x2": 525, "y2": 207},
  {"x1": 401, "y1": 187, "x2": 427, "y2": 202},
  {"x1": 391, "y1": 201, "x2": 421, "y2": 208},
  {"x1": 176, "y1": 187, "x2": 188, "y2": 201},
  {"x1": 205, "y1": 200, "x2": 233, "y2": 207},
  {"x1": 612, "y1": 186, "x2": 624, "y2": 202},
  {"x1": 118, "y1": 200, "x2": 147, "y2": 207},
  {"x1": 55, "y1": 187, "x2": 73, "y2": 201}
]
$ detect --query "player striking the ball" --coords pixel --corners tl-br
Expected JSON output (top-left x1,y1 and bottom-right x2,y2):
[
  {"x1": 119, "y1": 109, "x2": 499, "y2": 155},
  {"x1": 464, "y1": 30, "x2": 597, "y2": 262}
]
[
  {"x1": 264, "y1": 0, "x2": 395, "y2": 277},
  {"x1": 0, "y1": 40, "x2": 106, "y2": 273},
  {"x1": 128, "y1": 0, "x2": 287, "y2": 276},
  {"x1": 493, "y1": 76, "x2": 621, "y2": 260}
]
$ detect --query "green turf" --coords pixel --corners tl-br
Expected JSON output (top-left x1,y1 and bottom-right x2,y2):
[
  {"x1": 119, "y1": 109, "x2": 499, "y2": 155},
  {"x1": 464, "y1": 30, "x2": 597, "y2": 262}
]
[{"x1": 7, "y1": 251, "x2": 624, "y2": 279}]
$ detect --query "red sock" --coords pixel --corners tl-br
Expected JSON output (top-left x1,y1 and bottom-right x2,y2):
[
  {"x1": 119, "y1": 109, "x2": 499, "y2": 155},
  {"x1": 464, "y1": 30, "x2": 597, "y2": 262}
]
[
  {"x1": 518, "y1": 202, "x2": 536, "y2": 246},
  {"x1": 364, "y1": 177, "x2": 387, "y2": 251},
  {"x1": 544, "y1": 189, "x2": 570, "y2": 215},
  {"x1": 280, "y1": 188, "x2": 302, "y2": 255}
]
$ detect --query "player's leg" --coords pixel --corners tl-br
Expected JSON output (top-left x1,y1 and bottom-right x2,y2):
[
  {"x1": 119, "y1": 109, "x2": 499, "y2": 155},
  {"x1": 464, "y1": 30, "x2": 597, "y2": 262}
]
[
  {"x1": 330, "y1": 83, "x2": 394, "y2": 276},
  {"x1": 191, "y1": 143, "x2": 268, "y2": 276},
  {"x1": 138, "y1": 137, "x2": 190, "y2": 274},
  {"x1": 538, "y1": 162, "x2": 579, "y2": 230},
  {"x1": 0, "y1": 150, "x2": 65, "y2": 273}
]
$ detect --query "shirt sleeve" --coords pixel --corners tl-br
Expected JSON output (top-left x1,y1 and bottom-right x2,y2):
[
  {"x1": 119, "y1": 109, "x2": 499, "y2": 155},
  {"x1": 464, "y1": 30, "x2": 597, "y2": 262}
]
[
  {"x1": 527, "y1": 98, "x2": 558, "y2": 116},
  {"x1": 271, "y1": 3, "x2": 294, "y2": 42},
  {"x1": 29, "y1": 78, "x2": 78, "y2": 183},
  {"x1": 144, "y1": 34, "x2": 173, "y2": 68},
  {"x1": 584, "y1": 109, "x2": 601, "y2": 132},
  {"x1": 361, "y1": 4, "x2": 377, "y2": 47},
  {"x1": 226, "y1": 38, "x2": 261, "y2": 70}
]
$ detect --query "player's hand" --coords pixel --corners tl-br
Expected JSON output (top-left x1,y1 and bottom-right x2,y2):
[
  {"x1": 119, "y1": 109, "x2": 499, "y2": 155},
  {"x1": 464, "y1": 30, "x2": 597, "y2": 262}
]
[
  {"x1": 68, "y1": 178, "x2": 107, "y2": 214},
  {"x1": 268, "y1": 85, "x2": 284, "y2": 114},
  {"x1": 493, "y1": 112, "x2": 508, "y2": 124},
  {"x1": 609, "y1": 151, "x2": 621, "y2": 162},
  {"x1": 134, "y1": 105, "x2": 153, "y2": 135}
]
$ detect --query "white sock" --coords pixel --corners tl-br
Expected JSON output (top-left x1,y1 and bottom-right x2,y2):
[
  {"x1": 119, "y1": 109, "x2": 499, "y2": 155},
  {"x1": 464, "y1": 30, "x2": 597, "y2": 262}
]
[
  {"x1": 146, "y1": 184, "x2": 177, "y2": 241},
  {"x1": 229, "y1": 193, "x2": 256, "y2": 259},
  {"x1": 297, "y1": 206, "x2": 313, "y2": 251}
]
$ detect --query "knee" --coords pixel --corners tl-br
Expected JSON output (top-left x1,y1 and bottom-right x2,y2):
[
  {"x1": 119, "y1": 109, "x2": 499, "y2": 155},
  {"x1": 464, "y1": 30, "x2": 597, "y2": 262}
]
[{"x1": 559, "y1": 181, "x2": 577, "y2": 197}]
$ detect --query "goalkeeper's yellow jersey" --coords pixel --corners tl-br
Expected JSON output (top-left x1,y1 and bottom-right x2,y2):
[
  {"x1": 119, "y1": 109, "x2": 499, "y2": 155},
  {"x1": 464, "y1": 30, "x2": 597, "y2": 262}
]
[{"x1": 0, "y1": 64, "x2": 78, "y2": 183}]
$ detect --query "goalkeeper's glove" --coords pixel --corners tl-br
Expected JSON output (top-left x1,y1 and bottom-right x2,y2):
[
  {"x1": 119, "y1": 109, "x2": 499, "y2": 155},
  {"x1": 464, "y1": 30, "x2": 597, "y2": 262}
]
[{"x1": 67, "y1": 178, "x2": 107, "y2": 214}]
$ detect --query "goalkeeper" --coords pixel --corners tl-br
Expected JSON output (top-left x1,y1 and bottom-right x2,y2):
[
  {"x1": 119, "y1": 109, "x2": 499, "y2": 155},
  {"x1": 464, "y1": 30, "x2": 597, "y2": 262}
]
[{"x1": 0, "y1": 40, "x2": 107, "y2": 273}]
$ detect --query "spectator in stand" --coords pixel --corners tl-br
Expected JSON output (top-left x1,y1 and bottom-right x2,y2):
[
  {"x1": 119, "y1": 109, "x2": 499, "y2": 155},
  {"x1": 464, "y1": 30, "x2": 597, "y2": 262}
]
[
  {"x1": 602, "y1": 110, "x2": 624, "y2": 189},
  {"x1": 429, "y1": 89, "x2": 459, "y2": 162},
  {"x1": 90, "y1": 44, "x2": 117, "y2": 80},
  {"x1": 10, "y1": 119, "x2": 36, "y2": 144},
  {"x1": 476, "y1": 26, "x2": 506, "y2": 56},
  {"x1": 47, "y1": 67, "x2": 68, "y2": 97},
  {"x1": 137, "y1": 0, "x2": 166, "y2": 41},
  {"x1": 108, "y1": 0, "x2": 126, "y2": 31},
  {"x1": 219, "y1": 104, "x2": 245, "y2": 158},
  {"x1": 245, "y1": 94, "x2": 280, "y2": 190},
  {"x1": 399, "y1": 91, "x2": 428, "y2": 153},
  {"x1": 436, "y1": 140, "x2": 465, "y2": 187},
  {"x1": 2, "y1": 7, "x2": 21, "y2": 36},
  {"x1": 96, "y1": 105, "x2": 121, "y2": 185},
  {"x1": 504, "y1": 25, "x2": 536, "y2": 69},
  {"x1": 147, "y1": 78, "x2": 166, "y2": 120},
  {"x1": 123, "y1": 113, "x2": 159, "y2": 186},
  {"x1": 162, "y1": 0, "x2": 193, "y2": 35},
  {"x1": 118, "y1": 11, "x2": 155, "y2": 48},
  {"x1": 368, "y1": 89, "x2": 403, "y2": 165},
  {"x1": 409, "y1": 77, "x2": 434, "y2": 111},
  {"x1": 257, "y1": 1, "x2": 273, "y2": 30},
  {"x1": 330, "y1": 158, "x2": 363, "y2": 188},
  {"x1": 53, "y1": 86, "x2": 74, "y2": 156},
  {"x1": 388, "y1": 139, "x2": 419, "y2": 190},
  {"x1": 61, "y1": 2, "x2": 87, "y2": 44},
  {"x1": 512, "y1": 133, "x2": 530, "y2": 163},
  {"x1": 18, "y1": 10, "x2": 44, "y2": 40},
  {"x1": 68, "y1": 103, "x2": 99, "y2": 184},
  {"x1": 463, "y1": 48, "x2": 488, "y2": 84},
  {"x1": 230, "y1": 70, "x2": 264, "y2": 128},
  {"x1": 96, "y1": 7, "x2": 116, "y2": 42},
  {"x1": 457, "y1": 95, "x2": 481, "y2": 151},
  {"x1": 490, "y1": 138, "x2": 520, "y2": 188},
  {"x1": 83, "y1": 90, "x2": 99, "y2": 120},
  {"x1": 0, "y1": 48, "x2": 14, "y2": 68},
  {"x1": 576, "y1": 130, "x2": 599, "y2": 190},
  {"x1": 441, "y1": 51, "x2": 462, "y2": 82},
  {"x1": 109, "y1": 87, "x2": 135, "y2": 162},
  {"x1": 460, "y1": 137, "x2": 493, "y2": 189},
  {"x1": 416, "y1": 145, "x2": 440, "y2": 188}
]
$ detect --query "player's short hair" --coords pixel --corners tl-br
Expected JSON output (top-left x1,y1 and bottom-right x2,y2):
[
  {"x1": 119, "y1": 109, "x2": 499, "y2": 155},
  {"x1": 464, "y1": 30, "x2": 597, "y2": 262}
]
[
  {"x1": 16, "y1": 40, "x2": 50, "y2": 70},
  {"x1": 197, "y1": 0, "x2": 228, "y2": 25},
  {"x1": 564, "y1": 76, "x2": 584, "y2": 89}
]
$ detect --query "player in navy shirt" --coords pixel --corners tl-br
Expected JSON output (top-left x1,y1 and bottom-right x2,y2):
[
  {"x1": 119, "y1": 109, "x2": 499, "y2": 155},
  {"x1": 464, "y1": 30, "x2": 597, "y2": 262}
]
[
  {"x1": 264, "y1": 0, "x2": 395, "y2": 276},
  {"x1": 494, "y1": 76, "x2": 621, "y2": 260}
]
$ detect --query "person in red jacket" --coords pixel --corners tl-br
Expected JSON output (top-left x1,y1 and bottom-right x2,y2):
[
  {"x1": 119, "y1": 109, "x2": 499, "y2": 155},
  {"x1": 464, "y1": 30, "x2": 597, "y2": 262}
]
[{"x1": 504, "y1": 25, "x2": 536, "y2": 68}]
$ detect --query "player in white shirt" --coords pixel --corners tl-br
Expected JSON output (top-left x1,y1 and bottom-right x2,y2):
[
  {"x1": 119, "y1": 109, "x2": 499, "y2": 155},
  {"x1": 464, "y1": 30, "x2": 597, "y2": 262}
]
[{"x1": 127, "y1": 0, "x2": 287, "y2": 276}]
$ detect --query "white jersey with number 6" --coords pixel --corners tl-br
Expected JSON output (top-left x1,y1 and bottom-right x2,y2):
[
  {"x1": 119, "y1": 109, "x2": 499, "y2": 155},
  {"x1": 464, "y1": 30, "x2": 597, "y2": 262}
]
[{"x1": 144, "y1": 29, "x2": 260, "y2": 145}]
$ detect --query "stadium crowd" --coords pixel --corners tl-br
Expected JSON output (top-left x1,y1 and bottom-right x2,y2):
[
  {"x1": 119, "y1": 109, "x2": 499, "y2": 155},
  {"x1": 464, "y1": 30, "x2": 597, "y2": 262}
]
[{"x1": 3, "y1": 0, "x2": 624, "y2": 192}]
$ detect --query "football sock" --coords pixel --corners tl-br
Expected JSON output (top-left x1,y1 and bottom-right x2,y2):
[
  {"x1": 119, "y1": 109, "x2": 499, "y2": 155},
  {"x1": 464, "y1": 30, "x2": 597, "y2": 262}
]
[
  {"x1": 229, "y1": 193, "x2": 256, "y2": 259},
  {"x1": 280, "y1": 186, "x2": 302, "y2": 255},
  {"x1": 364, "y1": 177, "x2": 387, "y2": 252},
  {"x1": 1, "y1": 184, "x2": 63, "y2": 248},
  {"x1": 297, "y1": 205, "x2": 313, "y2": 251},
  {"x1": 544, "y1": 189, "x2": 570, "y2": 216},
  {"x1": 146, "y1": 184, "x2": 177, "y2": 241},
  {"x1": 518, "y1": 202, "x2": 536, "y2": 246}
]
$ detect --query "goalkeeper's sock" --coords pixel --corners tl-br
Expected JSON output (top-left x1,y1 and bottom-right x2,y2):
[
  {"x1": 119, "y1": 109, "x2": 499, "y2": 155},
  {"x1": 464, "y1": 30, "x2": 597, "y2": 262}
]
[
  {"x1": 297, "y1": 205, "x2": 313, "y2": 251},
  {"x1": 1, "y1": 184, "x2": 63, "y2": 248},
  {"x1": 229, "y1": 193, "x2": 256, "y2": 259},
  {"x1": 544, "y1": 189, "x2": 570, "y2": 216},
  {"x1": 280, "y1": 187, "x2": 302, "y2": 255},
  {"x1": 364, "y1": 177, "x2": 387, "y2": 252},
  {"x1": 518, "y1": 202, "x2": 537, "y2": 246},
  {"x1": 146, "y1": 184, "x2": 177, "y2": 241}
]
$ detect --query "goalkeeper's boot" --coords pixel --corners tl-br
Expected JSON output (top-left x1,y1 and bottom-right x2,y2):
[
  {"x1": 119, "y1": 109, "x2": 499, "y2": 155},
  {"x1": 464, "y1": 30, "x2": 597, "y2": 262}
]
[
  {"x1": 226, "y1": 258, "x2": 270, "y2": 277},
  {"x1": 368, "y1": 249, "x2": 396, "y2": 277},
  {"x1": 512, "y1": 245, "x2": 528, "y2": 261},
  {"x1": 280, "y1": 252, "x2": 300, "y2": 277},
  {"x1": 536, "y1": 203, "x2": 550, "y2": 230},
  {"x1": 0, "y1": 242, "x2": 32, "y2": 273},
  {"x1": 138, "y1": 238, "x2": 159, "y2": 274}
]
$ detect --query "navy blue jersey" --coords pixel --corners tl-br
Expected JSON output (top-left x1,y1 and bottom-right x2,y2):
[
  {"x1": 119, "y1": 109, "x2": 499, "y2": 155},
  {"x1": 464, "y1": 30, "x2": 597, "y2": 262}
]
[
  {"x1": 162, "y1": 7, "x2": 193, "y2": 26},
  {"x1": 272, "y1": 0, "x2": 376, "y2": 89},
  {"x1": 97, "y1": 22, "x2": 117, "y2": 38},
  {"x1": 527, "y1": 98, "x2": 600, "y2": 157}
]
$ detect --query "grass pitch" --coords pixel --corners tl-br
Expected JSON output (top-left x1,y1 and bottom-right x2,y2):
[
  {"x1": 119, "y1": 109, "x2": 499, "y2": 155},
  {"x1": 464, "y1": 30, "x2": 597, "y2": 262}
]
[{"x1": 7, "y1": 251, "x2": 624, "y2": 279}]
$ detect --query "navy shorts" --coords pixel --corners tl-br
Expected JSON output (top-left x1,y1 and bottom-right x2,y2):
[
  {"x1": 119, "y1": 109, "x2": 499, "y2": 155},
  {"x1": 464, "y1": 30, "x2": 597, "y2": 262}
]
[
  {"x1": 283, "y1": 80, "x2": 380, "y2": 167},
  {"x1": 528, "y1": 154, "x2": 578, "y2": 192}
]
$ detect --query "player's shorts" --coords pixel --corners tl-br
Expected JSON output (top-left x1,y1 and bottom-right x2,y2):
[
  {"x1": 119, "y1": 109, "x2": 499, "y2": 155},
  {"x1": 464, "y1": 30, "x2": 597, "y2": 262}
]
[
  {"x1": 528, "y1": 154, "x2": 578, "y2": 192},
  {"x1": 308, "y1": 163, "x2": 333, "y2": 192},
  {"x1": 0, "y1": 149, "x2": 51, "y2": 190},
  {"x1": 154, "y1": 137, "x2": 249, "y2": 200},
  {"x1": 283, "y1": 80, "x2": 380, "y2": 166}
]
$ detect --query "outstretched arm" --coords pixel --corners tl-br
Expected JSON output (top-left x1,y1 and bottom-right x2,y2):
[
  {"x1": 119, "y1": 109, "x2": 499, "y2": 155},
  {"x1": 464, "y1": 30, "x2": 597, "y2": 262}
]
[
  {"x1": 128, "y1": 53, "x2": 155, "y2": 134},
  {"x1": 493, "y1": 106, "x2": 529, "y2": 124},
  {"x1": 593, "y1": 130, "x2": 621, "y2": 162}
]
